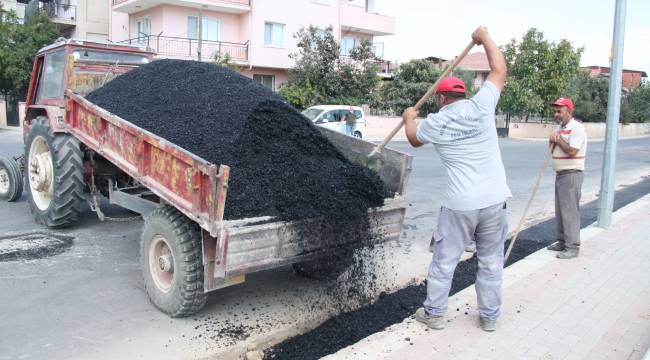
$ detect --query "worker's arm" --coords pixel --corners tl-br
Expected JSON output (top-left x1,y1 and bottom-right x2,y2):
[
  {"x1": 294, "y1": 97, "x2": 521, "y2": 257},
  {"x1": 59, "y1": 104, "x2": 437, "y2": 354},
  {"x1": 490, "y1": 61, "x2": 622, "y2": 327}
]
[
  {"x1": 472, "y1": 27, "x2": 507, "y2": 92},
  {"x1": 403, "y1": 107, "x2": 424, "y2": 147},
  {"x1": 549, "y1": 132, "x2": 579, "y2": 157}
]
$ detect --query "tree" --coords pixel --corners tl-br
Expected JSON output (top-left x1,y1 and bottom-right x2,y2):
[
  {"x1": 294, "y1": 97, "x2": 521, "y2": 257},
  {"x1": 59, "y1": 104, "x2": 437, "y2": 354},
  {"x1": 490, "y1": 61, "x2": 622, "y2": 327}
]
[
  {"x1": 499, "y1": 28, "x2": 583, "y2": 118},
  {"x1": 212, "y1": 52, "x2": 241, "y2": 72},
  {"x1": 621, "y1": 84, "x2": 650, "y2": 123},
  {"x1": 566, "y1": 70, "x2": 609, "y2": 122},
  {"x1": 379, "y1": 59, "x2": 442, "y2": 115},
  {"x1": 0, "y1": 5, "x2": 58, "y2": 99},
  {"x1": 278, "y1": 26, "x2": 380, "y2": 109}
]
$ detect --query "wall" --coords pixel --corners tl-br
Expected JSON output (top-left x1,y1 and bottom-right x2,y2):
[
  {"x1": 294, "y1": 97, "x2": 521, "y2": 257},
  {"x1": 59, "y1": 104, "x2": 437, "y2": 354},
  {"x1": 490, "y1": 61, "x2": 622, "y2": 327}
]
[
  {"x1": 509, "y1": 122, "x2": 650, "y2": 140},
  {"x1": 239, "y1": 67, "x2": 289, "y2": 90},
  {"x1": 159, "y1": 5, "x2": 242, "y2": 43},
  {"x1": 72, "y1": 0, "x2": 109, "y2": 40},
  {"x1": 0, "y1": 100, "x2": 6, "y2": 128},
  {"x1": 248, "y1": 0, "x2": 341, "y2": 69}
]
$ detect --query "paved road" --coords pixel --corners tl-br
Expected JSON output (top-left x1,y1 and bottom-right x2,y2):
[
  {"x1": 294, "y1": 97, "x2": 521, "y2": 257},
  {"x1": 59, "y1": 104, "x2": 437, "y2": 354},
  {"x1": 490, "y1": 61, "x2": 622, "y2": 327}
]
[{"x1": 0, "y1": 127, "x2": 648, "y2": 360}]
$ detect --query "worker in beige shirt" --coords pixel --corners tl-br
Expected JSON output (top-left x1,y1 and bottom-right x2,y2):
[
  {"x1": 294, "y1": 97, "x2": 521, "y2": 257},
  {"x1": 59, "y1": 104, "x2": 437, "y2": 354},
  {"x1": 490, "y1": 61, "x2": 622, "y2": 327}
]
[{"x1": 546, "y1": 97, "x2": 587, "y2": 259}]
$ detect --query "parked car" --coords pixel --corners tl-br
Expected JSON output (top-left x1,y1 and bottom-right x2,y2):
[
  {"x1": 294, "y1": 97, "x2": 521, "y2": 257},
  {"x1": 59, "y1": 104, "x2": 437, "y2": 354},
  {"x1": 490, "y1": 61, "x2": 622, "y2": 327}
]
[{"x1": 302, "y1": 105, "x2": 366, "y2": 139}]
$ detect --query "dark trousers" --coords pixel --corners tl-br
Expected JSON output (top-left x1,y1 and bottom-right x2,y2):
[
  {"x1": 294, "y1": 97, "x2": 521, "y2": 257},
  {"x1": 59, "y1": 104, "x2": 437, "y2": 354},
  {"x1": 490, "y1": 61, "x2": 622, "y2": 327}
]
[{"x1": 555, "y1": 170, "x2": 584, "y2": 250}]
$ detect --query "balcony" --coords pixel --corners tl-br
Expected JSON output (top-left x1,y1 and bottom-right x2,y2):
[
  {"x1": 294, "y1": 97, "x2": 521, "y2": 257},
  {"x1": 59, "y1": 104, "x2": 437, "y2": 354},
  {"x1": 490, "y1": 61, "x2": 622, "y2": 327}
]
[
  {"x1": 112, "y1": 0, "x2": 250, "y2": 14},
  {"x1": 120, "y1": 34, "x2": 249, "y2": 63},
  {"x1": 340, "y1": 2, "x2": 395, "y2": 36},
  {"x1": 26, "y1": 1, "x2": 76, "y2": 27}
]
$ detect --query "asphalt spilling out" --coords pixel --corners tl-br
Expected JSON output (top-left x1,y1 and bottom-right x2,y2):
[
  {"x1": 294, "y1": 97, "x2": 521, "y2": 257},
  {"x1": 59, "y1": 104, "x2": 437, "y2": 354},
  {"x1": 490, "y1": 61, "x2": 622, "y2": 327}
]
[
  {"x1": 263, "y1": 176, "x2": 650, "y2": 359},
  {"x1": 86, "y1": 59, "x2": 394, "y2": 336}
]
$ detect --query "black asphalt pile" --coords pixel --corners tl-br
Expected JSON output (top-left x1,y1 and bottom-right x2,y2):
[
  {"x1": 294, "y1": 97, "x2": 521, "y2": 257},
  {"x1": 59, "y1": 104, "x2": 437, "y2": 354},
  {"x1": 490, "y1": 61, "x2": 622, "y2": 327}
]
[
  {"x1": 86, "y1": 59, "x2": 389, "y2": 223},
  {"x1": 263, "y1": 178, "x2": 650, "y2": 359}
]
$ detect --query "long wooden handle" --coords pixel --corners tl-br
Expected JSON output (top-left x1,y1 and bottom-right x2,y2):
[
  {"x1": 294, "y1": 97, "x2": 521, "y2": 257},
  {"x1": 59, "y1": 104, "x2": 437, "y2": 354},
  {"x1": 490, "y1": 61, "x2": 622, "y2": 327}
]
[
  {"x1": 504, "y1": 144, "x2": 554, "y2": 262},
  {"x1": 374, "y1": 41, "x2": 475, "y2": 153}
]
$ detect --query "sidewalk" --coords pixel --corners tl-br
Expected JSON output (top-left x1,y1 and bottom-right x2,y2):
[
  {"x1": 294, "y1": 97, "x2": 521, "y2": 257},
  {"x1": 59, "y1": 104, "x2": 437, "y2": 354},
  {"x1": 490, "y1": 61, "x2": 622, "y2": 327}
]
[{"x1": 324, "y1": 194, "x2": 650, "y2": 360}]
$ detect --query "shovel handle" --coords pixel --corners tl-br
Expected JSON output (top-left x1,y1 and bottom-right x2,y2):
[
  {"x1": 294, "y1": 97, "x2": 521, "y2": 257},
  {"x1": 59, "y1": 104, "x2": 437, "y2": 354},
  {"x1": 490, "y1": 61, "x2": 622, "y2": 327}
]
[{"x1": 374, "y1": 41, "x2": 475, "y2": 153}]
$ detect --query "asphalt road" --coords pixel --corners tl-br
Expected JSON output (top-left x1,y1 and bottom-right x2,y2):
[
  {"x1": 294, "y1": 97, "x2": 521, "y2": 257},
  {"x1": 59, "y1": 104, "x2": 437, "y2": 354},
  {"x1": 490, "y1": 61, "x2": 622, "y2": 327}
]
[{"x1": 0, "y1": 126, "x2": 649, "y2": 360}]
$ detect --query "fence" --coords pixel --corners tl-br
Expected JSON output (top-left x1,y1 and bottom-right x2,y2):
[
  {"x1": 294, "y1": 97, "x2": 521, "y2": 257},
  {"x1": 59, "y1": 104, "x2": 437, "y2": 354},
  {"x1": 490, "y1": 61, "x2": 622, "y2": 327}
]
[
  {"x1": 42, "y1": 2, "x2": 76, "y2": 22},
  {"x1": 120, "y1": 35, "x2": 249, "y2": 62}
]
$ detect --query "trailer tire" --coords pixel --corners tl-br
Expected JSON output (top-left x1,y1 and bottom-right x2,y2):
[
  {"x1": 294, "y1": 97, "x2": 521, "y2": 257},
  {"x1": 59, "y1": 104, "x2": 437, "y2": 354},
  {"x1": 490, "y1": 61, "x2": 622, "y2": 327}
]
[
  {"x1": 141, "y1": 206, "x2": 206, "y2": 317},
  {"x1": 25, "y1": 116, "x2": 84, "y2": 228},
  {"x1": 0, "y1": 156, "x2": 23, "y2": 202}
]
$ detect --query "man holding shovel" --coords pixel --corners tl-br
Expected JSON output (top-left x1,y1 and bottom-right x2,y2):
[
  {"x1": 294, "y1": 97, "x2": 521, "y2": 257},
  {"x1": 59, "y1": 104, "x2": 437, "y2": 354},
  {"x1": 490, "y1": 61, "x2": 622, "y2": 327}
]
[{"x1": 402, "y1": 27, "x2": 510, "y2": 332}]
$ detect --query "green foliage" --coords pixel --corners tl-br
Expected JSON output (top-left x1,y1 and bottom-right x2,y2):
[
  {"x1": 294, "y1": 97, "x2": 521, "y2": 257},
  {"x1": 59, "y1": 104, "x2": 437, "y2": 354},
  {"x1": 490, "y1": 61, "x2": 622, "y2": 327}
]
[
  {"x1": 278, "y1": 26, "x2": 380, "y2": 109},
  {"x1": 0, "y1": 5, "x2": 58, "y2": 98},
  {"x1": 379, "y1": 59, "x2": 442, "y2": 115},
  {"x1": 621, "y1": 84, "x2": 650, "y2": 123},
  {"x1": 212, "y1": 52, "x2": 240, "y2": 72},
  {"x1": 499, "y1": 28, "x2": 583, "y2": 117},
  {"x1": 567, "y1": 70, "x2": 609, "y2": 122}
]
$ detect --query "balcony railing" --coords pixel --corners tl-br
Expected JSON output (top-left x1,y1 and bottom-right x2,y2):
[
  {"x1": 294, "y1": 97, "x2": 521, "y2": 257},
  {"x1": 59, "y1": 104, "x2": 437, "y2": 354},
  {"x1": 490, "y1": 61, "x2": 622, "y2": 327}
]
[
  {"x1": 112, "y1": 0, "x2": 250, "y2": 5},
  {"x1": 120, "y1": 34, "x2": 249, "y2": 63},
  {"x1": 41, "y1": 2, "x2": 76, "y2": 23}
]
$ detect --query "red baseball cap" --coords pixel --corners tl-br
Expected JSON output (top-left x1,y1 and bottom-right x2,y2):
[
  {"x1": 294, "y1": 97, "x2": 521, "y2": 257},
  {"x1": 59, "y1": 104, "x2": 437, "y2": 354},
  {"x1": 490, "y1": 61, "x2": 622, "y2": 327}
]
[
  {"x1": 436, "y1": 76, "x2": 466, "y2": 94},
  {"x1": 550, "y1": 97, "x2": 574, "y2": 112}
]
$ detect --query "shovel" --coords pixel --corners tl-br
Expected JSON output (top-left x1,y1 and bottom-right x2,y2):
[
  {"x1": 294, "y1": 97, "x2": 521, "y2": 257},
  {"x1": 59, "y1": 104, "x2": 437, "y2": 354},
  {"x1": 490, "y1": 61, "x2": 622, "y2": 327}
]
[{"x1": 364, "y1": 40, "x2": 475, "y2": 170}]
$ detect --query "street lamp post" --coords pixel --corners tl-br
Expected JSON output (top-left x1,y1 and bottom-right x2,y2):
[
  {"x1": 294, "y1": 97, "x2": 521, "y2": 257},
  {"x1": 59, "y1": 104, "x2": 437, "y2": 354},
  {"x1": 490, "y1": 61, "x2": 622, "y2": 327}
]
[{"x1": 597, "y1": 0, "x2": 627, "y2": 227}]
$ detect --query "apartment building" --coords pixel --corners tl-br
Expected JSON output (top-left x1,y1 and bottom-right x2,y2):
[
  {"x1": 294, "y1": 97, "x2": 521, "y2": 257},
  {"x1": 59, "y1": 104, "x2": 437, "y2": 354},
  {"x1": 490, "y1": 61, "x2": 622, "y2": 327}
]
[
  {"x1": 109, "y1": 0, "x2": 395, "y2": 90},
  {"x1": 23, "y1": 0, "x2": 109, "y2": 40},
  {"x1": 0, "y1": 0, "x2": 26, "y2": 23}
]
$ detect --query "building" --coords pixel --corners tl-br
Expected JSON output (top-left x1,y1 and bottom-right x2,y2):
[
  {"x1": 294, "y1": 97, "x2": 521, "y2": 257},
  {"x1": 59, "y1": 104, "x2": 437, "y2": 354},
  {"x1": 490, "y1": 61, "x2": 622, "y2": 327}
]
[
  {"x1": 583, "y1": 66, "x2": 648, "y2": 89},
  {"x1": 0, "y1": 0, "x2": 26, "y2": 23},
  {"x1": 108, "y1": 0, "x2": 395, "y2": 90},
  {"x1": 454, "y1": 52, "x2": 489, "y2": 90},
  {"x1": 24, "y1": 0, "x2": 109, "y2": 41}
]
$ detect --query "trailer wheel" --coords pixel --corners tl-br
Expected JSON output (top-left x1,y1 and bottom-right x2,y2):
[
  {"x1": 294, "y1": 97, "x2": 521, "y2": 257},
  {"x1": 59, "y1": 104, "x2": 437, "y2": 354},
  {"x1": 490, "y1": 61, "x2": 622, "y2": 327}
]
[
  {"x1": 141, "y1": 206, "x2": 206, "y2": 317},
  {"x1": 0, "y1": 156, "x2": 23, "y2": 202},
  {"x1": 25, "y1": 116, "x2": 84, "y2": 227}
]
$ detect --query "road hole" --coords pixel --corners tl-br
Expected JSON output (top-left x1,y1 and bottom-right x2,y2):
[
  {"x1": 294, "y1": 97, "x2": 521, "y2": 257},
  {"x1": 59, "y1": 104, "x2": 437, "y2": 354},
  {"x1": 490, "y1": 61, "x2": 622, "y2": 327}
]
[{"x1": 0, "y1": 231, "x2": 74, "y2": 261}]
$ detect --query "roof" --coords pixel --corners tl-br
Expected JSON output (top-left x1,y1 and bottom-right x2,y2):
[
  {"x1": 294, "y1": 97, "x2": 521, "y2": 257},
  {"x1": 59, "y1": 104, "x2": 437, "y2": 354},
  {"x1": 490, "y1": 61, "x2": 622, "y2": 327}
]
[
  {"x1": 455, "y1": 52, "x2": 490, "y2": 72},
  {"x1": 38, "y1": 38, "x2": 151, "y2": 54},
  {"x1": 583, "y1": 66, "x2": 648, "y2": 77},
  {"x1": 306, "y1": 105, "x2": 363, "y2": 111}
]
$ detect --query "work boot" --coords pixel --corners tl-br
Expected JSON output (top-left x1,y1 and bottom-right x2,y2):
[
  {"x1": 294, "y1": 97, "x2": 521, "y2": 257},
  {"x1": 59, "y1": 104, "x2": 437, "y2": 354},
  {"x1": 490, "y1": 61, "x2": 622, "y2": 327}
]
[
  {"x1": 480, "y1": 317, "x2": 497, "y2": 332},
  {"x1": 415, "y1": 307, "x2": 445, "y2": 330},
  {"x1": 557, "y1": 249, "x2": 579, "y2": 259},
  {"x1": 546, "y1": 242, "x2": 565, "y2": 251},
  {"x1": 465, "y1": 241, "x2": 476, "y2": 253}
]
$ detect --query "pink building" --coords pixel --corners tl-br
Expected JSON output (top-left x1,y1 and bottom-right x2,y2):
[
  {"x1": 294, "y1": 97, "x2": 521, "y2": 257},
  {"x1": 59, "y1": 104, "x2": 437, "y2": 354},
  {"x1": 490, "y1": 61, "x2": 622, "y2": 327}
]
[{"x1": 109, "y1": 0, "x2": 395, "y2": 90}]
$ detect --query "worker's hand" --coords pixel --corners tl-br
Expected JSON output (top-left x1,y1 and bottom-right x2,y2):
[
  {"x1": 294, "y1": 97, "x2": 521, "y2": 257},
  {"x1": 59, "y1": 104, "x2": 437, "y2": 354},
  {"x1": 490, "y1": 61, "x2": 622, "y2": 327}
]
[
  {"x1": 471, "y1": 26, "x2": 489, "y2": 46},
  {"x1": 549, "y1": 132, "x2": 560, "y2": 144},
  {"x1": 402, "y1": 107, "x2": 419, "y2": 122}
]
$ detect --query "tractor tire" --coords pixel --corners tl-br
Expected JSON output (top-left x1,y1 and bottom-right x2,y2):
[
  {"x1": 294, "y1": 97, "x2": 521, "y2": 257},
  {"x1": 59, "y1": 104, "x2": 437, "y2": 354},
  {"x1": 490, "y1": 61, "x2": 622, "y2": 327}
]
[
  {"x1": 24, "y1": 116, "x2": 84, "y2": 228},
  {"x1": 0, "y1": 155, "x2": 23, "y2": 202},
  {"x1": 141, "y1": 206, "x2": 207, "y2": 317}
]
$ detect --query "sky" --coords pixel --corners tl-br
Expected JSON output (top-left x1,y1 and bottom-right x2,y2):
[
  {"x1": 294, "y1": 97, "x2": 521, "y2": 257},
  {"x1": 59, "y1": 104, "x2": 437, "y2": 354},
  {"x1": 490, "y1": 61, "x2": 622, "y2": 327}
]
[{"x1": 373, "y1": 0, "x2": 650, "y2": 74}]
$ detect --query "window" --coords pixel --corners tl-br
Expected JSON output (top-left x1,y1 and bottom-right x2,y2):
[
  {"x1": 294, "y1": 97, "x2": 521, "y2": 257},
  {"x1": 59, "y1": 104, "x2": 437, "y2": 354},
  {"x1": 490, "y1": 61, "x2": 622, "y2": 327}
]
[
  {"x1": 36, "y1": 50, "x2": 66, "y2": 102},
  {"x1": 264, "y1": 22, "x2": 285, "y2": 47},
  {"x1": 302, "y1": 108, "x2": 324, "y2": 121},
  {"x1": 135, "y1": 17, "x2": 151, "y2": 37},
  {"x1": 253, "y1": 74, "x2": 275, "y2": 91},
  {"x1": 340, "y1": 37, "x2": 356, "y2": 56},
  {"x1": 322, "y1": 110, "x2": 341, "y2": 122},
  {"x1": 188, "y1": 16, "x2": 220, "y2": 41}
]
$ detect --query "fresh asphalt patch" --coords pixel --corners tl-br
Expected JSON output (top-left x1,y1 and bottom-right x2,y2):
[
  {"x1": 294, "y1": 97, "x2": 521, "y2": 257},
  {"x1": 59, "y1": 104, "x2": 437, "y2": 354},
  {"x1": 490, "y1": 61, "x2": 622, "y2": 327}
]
[
  {"x1": 0, "y1": 231, "x2": 74, "y2": 261},
  {"x1": 262, "y1": 176, "x2": 650, "y2": 360}
]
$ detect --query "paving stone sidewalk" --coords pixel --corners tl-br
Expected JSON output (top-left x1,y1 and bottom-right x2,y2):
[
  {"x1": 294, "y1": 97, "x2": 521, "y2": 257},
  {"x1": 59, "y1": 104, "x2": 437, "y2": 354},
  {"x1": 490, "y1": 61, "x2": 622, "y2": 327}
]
[{"x1": 325, "y1": 194, "x2": 650, "y2": 360}]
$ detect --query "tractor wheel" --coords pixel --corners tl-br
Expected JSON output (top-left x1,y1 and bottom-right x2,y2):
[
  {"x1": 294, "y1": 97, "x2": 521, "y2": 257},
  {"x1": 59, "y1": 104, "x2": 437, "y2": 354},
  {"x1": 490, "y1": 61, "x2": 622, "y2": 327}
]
[
  {"x1": 141, "y1": 206, "x2": 207, "y2": 317},
  {"x1": 0, "y1": 155, "x2": 23, "y2": 202},
  {"x1": 24, "y1": 116, "x2": 84, "y2": 227}
]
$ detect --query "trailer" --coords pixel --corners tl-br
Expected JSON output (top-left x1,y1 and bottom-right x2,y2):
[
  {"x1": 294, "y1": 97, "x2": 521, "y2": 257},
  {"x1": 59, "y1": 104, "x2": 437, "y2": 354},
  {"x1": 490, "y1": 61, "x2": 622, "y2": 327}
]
[{"x1": 1, "y1": 39, "x2": 412, "y2": 317}]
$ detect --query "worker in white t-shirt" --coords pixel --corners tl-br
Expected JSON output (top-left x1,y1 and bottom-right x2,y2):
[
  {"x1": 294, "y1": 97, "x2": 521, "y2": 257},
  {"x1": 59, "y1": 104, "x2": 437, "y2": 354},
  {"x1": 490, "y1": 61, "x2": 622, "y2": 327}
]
[
  {"x1": 402, "y1": 26, "x2": 511, "y2": 332},
  {"x1": 546, "y1": 97, "x2": 587, "y2": 259}
]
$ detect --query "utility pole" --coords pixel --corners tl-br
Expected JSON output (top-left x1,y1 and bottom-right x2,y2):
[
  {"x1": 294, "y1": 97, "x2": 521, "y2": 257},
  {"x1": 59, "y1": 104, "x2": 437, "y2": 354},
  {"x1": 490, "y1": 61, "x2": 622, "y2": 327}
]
[
  {"x1": 597, "y1": 0, "x2": 627, "y2": 227},
  {"x1": 197, "y1": 7, "x2": 203, "y2": 61}
]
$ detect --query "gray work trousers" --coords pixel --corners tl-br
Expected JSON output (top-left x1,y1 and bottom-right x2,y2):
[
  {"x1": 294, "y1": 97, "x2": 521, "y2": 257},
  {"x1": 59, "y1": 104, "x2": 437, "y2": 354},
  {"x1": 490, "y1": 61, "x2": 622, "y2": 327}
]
[
  {"x1": 424, "y1": 202, "x2": 508, "y2": 321},
  {"x1": 555, "y1": 170, "x2": 584, "y2": 250}
]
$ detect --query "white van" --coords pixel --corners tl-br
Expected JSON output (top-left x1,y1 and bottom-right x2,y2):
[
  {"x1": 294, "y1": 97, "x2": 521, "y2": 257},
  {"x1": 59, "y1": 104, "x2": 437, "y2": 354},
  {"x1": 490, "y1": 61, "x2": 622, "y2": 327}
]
[{"x1": 301, "y1": 105, "x2": 367, "y2": 139}]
